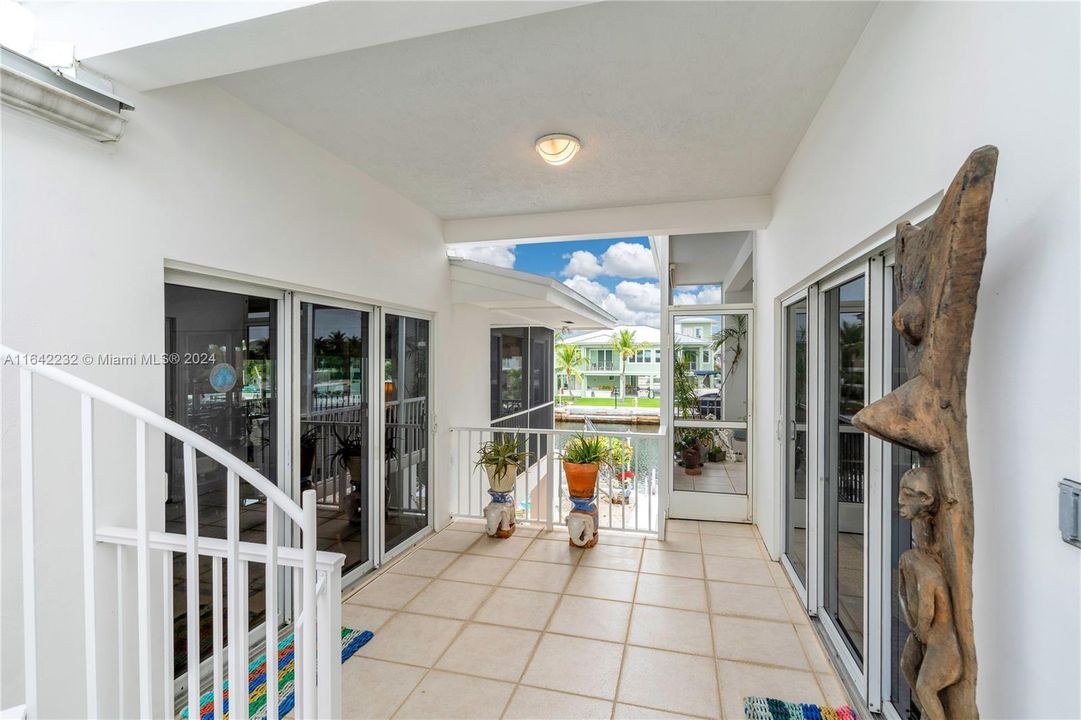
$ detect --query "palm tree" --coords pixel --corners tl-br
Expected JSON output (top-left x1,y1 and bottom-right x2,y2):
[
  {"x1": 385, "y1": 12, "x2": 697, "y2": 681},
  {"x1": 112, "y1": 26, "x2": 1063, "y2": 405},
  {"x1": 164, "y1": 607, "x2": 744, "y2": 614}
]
[
  {"x1": 611, "y1": 328, "x2": 646, "y2": 401},
  {"x1": 554, "y1": 342, "x2": 585, "y2": 400},
  {"x1": 709, "y1": 315, "x2": 748, "y2": 391}
]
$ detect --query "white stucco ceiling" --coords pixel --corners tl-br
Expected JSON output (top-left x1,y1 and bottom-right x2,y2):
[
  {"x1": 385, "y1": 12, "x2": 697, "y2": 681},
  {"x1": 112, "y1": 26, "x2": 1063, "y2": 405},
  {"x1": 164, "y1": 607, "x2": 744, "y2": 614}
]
[{"x1": 214, "y1": 2, "x2": 876, "y2": 220}]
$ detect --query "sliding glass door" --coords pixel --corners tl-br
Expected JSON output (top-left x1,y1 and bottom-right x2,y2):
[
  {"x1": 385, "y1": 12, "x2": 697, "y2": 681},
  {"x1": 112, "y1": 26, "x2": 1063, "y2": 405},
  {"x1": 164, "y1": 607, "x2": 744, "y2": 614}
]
[
  {"x1": 383, "y1": 312, "x2": 431, "y2": 556},
  {"x1": 782, "y1": 297, "x2": 810, "y2": 589},
  {"x1": 821, "y1": 273, "x2": 868, "y2": 665},
  {"x1": 298, "y1": 300, "x2": 372, "y2": 578}
]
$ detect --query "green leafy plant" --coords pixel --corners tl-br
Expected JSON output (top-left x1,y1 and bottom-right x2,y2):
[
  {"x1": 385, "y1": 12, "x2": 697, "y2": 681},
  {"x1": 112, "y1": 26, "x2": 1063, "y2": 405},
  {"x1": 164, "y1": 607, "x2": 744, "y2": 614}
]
[
  {"x1": 474, "y1": 434, "x2": 533, "y2": 480},
  {"x1": 555, "y1": 342, "x2": 586, "y2": 398},
  {"x1": 611, "y1": 328, "x2": 646, "y2": 397},
  {"x1": 559, "y1": 434, "x2": 611, "y2": 466},
  {"x1": 709, "y1": 315, "x2": 748, "y2": 391},
  {"x1": 331, "y1": 428, "x2": 364, "y2": 469}
]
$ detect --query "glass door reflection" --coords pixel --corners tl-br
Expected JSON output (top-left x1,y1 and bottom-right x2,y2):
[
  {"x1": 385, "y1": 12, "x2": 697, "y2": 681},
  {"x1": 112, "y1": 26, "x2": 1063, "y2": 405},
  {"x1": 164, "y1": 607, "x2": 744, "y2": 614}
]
[
  {"x1": 384, "y1": 313, "x2": 431, "y2": 553},
  {"x1": 299, "y1": 302, "x2": 371, "y2": 576},
  {"x1": 784, "y1": 299, "x2": 809, "y2": 586}
]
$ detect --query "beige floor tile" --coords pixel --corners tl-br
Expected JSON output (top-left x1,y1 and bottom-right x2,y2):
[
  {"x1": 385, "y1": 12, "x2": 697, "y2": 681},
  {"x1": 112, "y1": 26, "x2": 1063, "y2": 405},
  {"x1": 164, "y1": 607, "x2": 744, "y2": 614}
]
[
  {"x1": 700, "y1": 535, "x2": 764, "y2": 559},
  {"x1": 698, "y1": 521, "x2": 755, "y2": 537},
  {"x1": 717, "y1": 660, "x2": 823, "y2": 720},
  {"x1": 707, "y1": 581, "x2": 788, "y2": 622},
  {"x1": 422, "y1": 530, "x2": 480, "y2": 553},
  {"x1": 395, "y1": 670, "x2": 514, "y2": 719},
  {"x1": 769, "y1": 561, "x2": 792, "y2": 587},
  {"x1": 468, "y1": 534, "x2": 534, "y2": 559},
  {"x1": 612, "y1": 703, "x2": 699, "y2": 719},
  {"x1": 796, "y1": 624, "x2": 833, "y2": 673},
  {"x1": 579, "y1": 543, "x2": 643, "y2": 572},
  {"x1": 502, "y1": 560, "x2": 575, "y2": 593},
  {"x1": 359, "y1": 612, "x2": 462, "y2": 667},
  {"x1": 640, "y1": 549, "x2": 704, "y2": 579},
  {"x1": 711, "y1": 615, "x2": 808, "y2": 669},
  {"x1": 521, "y1": 538, "x2": 584, "y2": 565},
  {"x1": 521, "y1": 634, "x2": 624, "y2": 700},
  {"x1": 342, "y1": 604, "x2": 395, "y2": 632},
  {"x1": 645, "y1": 531, "x2": 702, "y2": 555},
  {"x1": 781, "y1": 589, "x2": 810, "y2": 625},
  {"x1": 511, "y1": 524, "x2": 542, "y2": 538},
  {"x1": 817, "y1": 672, "x2": 852, "y2": 707},
  {"x1": 474, "y1": 587, "x2": 559, "y2": 630},
  {"x1": 351, "y1": 574, "x2": 431, "y2": 610},
  {"x1": 548, "y1": 595, "x2": 631, "y2": 642},
  {"x1": 634, "y1": 574, "x2": 708, "y2": 612},
  {"x1": 341, "y1": 657, "x2": 425, "y2": 720},
  {"x1": 617, "y1": 645, "x2": 719, "y2": 718},
  {"x1": 504, "y1": 686, "x2": 613, "y2": 720},
  {"x1": 665, "y1": 519, "x2": 701, "y2": 534},
  {"x1": 389, "y1": 549, "x2": 459, "y2": 578},
  {"x1": 448, "y1": 520, "x2": 487, "y2": 534},
  {"x1": 440, "y1": 554, "x2": 515, "y2": 585},
  {"x1": 627, "y1": 604, "x2": 713, "y2": 656},
  {"x1": 598, "y1": 532, "x2": 647, "y2": 548},
  {"x1": 702, "y1": 555, "x2": 773, "y2": 586},
  {"x1": 435, "y1": 623, "x2": 540, "y2": 681},
  {"x1": 403, "y1": 579, "x2": 492, "y2": 619},
  {"x1": 565, "y1": 566, "x2": 638, "y2": 602}
]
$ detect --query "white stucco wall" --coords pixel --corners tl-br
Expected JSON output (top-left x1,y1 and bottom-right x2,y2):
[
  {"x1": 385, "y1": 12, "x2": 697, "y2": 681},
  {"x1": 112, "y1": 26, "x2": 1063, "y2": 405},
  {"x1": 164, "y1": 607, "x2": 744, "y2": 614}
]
[
  {"x1": 0, "y1": 80, "x2": 452, "y2": 715},
  {"x1": 753, "y1": 3, "x2": 1080, "y2": 718}
]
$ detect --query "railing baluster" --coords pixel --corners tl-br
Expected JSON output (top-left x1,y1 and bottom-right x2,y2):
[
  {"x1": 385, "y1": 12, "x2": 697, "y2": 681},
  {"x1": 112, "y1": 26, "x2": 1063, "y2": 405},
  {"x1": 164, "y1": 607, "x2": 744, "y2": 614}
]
[
  {"x1": 116, "y1": 545, "x2": 125, "y2": 719},
  {"x1": 134, "y1": 418, "x2": 152, "y2": 718},
  {"x1": 265, "y1": 503, "x2": 279, "y2": 720},
  {"x1": 162, "y1": 549, "x2": 174, "y2": 719},
  {"x1": 19, "y1": 369, "x2": 39, "y2": 717},
  {"x1": 79, "y1": 393, "x2": 99, "y2": 718},
  {"x1": 212, "y1": 556, "x2": 224, "y2": 720},
  {"x1": 293, "y1": 566, "x2": 303, "y2": 718},
  {"x1": 226, "y1": 469, "x2": 248, "y2": 719},
  {"x1": 301, "y1": 489, "x2": 318, "y2": 718},
  {"x1": 317, "y1": 569, "x2": 343, "y2": 717},
  {"x1": 182, "y1": 443, "x2": 200, "y2": 720},
  {"x1": 545, "y1": 432, "x2": 555, "y2": 530}
]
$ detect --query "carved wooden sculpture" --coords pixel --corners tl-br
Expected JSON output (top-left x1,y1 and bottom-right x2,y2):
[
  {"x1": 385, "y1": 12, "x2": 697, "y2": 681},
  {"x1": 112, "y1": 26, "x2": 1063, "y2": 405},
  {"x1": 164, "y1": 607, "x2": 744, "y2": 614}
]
[{"x1": 852, "y1": 145, "x2": 998, "y2": 719}]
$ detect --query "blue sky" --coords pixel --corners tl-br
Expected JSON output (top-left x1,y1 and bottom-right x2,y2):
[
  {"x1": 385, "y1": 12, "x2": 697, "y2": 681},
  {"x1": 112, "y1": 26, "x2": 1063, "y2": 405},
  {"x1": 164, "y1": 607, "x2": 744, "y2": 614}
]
[{"x1": 448, "y1": 236, "x2": 663, "y2": 326}]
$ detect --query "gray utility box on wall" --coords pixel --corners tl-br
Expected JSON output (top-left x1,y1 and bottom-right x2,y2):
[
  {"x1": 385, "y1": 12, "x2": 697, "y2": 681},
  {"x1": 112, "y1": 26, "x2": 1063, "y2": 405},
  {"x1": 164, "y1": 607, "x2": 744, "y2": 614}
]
[{"x1": 1060, "y1": 478, "x2": 1081, "y2": 548}]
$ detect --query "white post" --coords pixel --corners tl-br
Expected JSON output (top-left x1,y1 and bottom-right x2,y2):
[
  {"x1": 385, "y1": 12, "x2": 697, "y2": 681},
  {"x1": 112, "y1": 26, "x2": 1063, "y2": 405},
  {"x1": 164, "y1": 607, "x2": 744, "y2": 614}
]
[
  {"x1": 265, "y1": 505, "x2": 279, "y2": 719},
  {"x1": 134, "y1": 419, "x2": 152, "y2": 718},
  {"x1": 211, "y1": 557, "x2": 224, "y2": 720},
  {"x1": 80, "y1": 394, "x2": 99, "y2": 719},
  {"x1": 301, "y1": 489, "x2": 318, "y2": 718},
  {"x1": 226, "y1": 470, "x2": 248, "y2": 720},
  {"x1": 545, "y1": 432, "x2": 555, "y2": 531},
  {"x1": 317, "y1": 568, "x2": 343, "y2": 718},
  {"x1": 182, "y1": 443, "x2": 201, "y2": 719},
  {"x1": 161, "y1": 550, "x2": 174, "y2": 719},
  {"x1": 19, "y1": 369, "x2": 38, "y2": 717}
]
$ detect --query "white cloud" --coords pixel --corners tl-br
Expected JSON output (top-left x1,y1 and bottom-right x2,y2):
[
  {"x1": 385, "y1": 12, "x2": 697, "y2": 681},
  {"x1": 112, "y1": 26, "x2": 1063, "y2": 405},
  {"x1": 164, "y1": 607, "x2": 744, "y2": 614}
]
[
  {"x1": 560, "y1": 241, "x2": 657, "y2": 280},
  {"x1": 600, "y1": 242, "x2": 657, "y2": 279},
  {"x1": 561, "y1": 250, "x2": 604, "y2": 278},
  {"x1": 673, "y1": 283, "x2": 725, "y2": 305},
  {"x1": 447, "y1": 243, "x2": 516, "y2": 268},
  {"x1": 564, "y1": 277, "x2": 661, "y2": 327},
  {"x1": 562, "y1": 275, "x2": 610, "y2": 305}
]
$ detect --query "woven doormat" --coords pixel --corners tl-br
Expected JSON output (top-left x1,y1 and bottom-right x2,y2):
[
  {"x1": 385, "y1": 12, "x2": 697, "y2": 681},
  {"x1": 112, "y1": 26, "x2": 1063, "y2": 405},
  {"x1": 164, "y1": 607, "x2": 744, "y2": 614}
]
[
  {"x1": 181, "y1": 627, "x2": 373, "y2": 720},
  {"x1": 744, "y1": 696, "x2": 859, "y2": 720}
]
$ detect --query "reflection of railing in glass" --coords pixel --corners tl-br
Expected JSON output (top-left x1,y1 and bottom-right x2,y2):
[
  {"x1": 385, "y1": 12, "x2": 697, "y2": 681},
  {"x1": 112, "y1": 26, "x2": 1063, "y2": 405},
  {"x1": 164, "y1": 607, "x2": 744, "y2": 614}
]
[{"x1": 838, "y1": 422, "x2": 865, "y2": 503}]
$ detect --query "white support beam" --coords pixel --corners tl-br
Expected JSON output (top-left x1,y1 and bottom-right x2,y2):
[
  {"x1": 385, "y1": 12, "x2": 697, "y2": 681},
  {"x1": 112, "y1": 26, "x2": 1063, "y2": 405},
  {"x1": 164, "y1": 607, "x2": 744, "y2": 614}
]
[{"x1": 443, "y1": 196, "x2": 771, "y2": 246}]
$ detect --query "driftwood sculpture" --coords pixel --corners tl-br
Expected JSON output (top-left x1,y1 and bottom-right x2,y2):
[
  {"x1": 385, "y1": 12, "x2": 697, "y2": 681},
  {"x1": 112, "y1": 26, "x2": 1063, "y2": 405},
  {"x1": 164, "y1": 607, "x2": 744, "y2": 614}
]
[{"x1": 852, "y1": 145, "x2": 998, "y2": 720}]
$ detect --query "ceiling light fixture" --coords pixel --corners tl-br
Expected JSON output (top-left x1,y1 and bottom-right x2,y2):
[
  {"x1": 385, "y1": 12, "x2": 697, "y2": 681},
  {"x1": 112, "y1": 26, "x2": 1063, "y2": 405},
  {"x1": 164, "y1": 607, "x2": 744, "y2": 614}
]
[{"x1": 535, "y1": 133, "x2": 580, "y2": 166}]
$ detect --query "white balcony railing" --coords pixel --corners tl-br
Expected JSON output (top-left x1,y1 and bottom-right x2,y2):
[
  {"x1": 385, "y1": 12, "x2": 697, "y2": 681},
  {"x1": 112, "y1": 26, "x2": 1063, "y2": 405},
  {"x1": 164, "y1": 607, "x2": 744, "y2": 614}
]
[
  {"x1": 3, "y1": 346, "x2": 344, "y2": 719},
  {"x1": 450, "y1": 424, "x2": 665, "y2": 534}
]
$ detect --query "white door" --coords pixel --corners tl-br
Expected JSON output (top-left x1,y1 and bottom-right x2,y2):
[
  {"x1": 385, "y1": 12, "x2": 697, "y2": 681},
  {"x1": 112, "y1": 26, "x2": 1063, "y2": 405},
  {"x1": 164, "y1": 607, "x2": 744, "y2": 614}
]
[{"x1": 667, "y1": 307, "x2": 753, "y2": 522}]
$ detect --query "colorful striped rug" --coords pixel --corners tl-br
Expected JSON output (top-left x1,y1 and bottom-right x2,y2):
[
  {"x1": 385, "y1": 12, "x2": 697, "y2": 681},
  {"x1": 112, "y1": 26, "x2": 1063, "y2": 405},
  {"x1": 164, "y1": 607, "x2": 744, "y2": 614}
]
[
  {"x1": 181, "y1": 627, "x2": 373, "y2": 720},
  {"x1": 744, "y1": 696, "x2": 859, "y2": 720}
]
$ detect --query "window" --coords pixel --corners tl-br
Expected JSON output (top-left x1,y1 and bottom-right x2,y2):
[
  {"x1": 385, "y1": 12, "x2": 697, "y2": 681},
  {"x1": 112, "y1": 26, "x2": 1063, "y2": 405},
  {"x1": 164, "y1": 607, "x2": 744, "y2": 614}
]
[{"x1": 491, "y1": 327, "x2": 554, "y2": 429}]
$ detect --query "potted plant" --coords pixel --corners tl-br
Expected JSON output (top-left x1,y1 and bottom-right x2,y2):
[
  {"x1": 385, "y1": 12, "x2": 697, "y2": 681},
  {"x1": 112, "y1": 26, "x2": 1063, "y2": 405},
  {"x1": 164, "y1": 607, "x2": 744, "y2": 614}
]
[
  {"x1": 560, "y1": 434, "x2": 610, "y2": 547},
  {"x1": 474, "y1": 434, "x2": 532, "y2": 537},
  {"x1": 602, "y1": 437, "x2": 635, "y2": 504},
  {"x1": 676, "y1": 429, "x2": 706, "y2": 473},
  {"x1": 706, "y1": 431, "x2": 726, "y2": 463},
  {"x1": 474, "y1": 434, "x2": 532, "y2": 493}
]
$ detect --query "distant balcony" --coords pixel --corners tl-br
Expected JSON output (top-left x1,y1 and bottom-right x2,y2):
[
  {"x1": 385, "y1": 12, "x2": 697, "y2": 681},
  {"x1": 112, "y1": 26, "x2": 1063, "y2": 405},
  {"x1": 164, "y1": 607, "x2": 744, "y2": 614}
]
[{"x1": 587, "y1": 362, "x2": 619, "y2": 371}]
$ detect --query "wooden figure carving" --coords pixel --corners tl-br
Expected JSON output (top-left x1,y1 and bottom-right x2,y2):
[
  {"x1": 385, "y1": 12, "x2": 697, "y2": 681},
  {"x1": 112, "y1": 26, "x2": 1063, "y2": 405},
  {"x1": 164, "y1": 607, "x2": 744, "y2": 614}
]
[{"x1": 852, "y1": 145, "x2": 998, "y2": 719}]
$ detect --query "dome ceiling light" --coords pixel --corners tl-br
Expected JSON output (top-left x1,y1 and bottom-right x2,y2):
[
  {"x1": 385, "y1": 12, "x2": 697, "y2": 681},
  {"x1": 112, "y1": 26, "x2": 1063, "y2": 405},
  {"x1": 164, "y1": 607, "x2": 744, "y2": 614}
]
[{"x1": 535, "y1": 133, "x2": 580, "y2": 166}]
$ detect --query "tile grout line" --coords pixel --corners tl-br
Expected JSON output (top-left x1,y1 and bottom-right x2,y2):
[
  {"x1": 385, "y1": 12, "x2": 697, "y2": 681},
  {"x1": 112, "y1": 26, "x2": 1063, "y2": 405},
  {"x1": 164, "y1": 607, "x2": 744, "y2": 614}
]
[{"x1": 607, "y1": 533, "x2": 643, "y2": 720}]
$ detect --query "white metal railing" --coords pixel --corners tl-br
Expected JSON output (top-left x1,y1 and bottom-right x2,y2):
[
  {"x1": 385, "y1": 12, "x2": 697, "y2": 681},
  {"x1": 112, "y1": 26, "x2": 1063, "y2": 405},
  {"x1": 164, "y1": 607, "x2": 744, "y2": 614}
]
[
  {"x1": 450, "y1": 424, "x2": 665, "y2": 534},
  {"x1": 3, "y1": 346, "x2": 344, "y2": 719}
]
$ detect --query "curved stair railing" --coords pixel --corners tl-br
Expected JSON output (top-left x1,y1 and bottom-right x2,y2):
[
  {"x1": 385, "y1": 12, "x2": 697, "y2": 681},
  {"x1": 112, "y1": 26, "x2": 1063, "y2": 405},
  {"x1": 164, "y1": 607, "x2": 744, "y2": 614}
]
[{"x1": 2, "y1": 347, "x2": 344, "y2": 719}]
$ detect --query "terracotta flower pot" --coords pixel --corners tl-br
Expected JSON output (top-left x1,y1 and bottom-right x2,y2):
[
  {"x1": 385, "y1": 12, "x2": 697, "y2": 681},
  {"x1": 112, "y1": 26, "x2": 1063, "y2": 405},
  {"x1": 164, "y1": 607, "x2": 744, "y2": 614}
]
[
  {"x1": 483, "y1": 463, "x2": 518, "y2": 494},
  {"x1": 563, "y1": 461, "x2": 599, "y2": 498}
]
